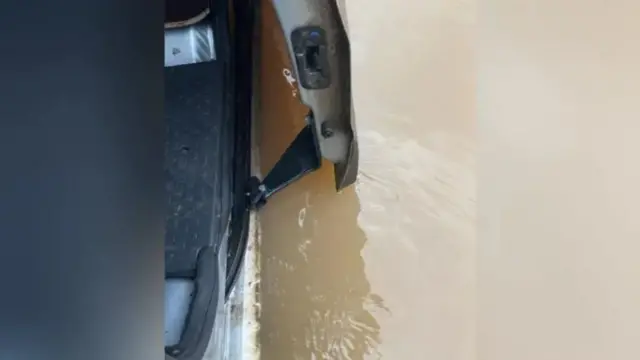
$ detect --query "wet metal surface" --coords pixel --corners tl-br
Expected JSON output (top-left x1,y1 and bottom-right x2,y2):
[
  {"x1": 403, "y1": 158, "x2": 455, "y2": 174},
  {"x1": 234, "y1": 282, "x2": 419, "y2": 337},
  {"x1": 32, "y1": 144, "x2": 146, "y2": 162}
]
[{"x1": 257, "y1": 0, "x2": 475, "y2": 358}]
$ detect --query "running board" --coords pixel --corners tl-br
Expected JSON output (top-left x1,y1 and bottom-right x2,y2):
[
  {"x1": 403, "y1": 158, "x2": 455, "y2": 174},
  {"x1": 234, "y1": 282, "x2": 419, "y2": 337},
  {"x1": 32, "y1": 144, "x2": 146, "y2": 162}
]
[{"x1": 247, "y1": 114, "x2": 321, "y2": 210}]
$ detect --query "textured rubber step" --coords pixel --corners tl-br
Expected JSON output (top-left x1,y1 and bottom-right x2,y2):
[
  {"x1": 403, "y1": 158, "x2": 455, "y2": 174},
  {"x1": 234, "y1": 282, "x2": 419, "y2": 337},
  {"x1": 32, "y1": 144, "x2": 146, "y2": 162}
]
[{"x1": 164, "y1": 60, "x2": 234, "y2": 277}]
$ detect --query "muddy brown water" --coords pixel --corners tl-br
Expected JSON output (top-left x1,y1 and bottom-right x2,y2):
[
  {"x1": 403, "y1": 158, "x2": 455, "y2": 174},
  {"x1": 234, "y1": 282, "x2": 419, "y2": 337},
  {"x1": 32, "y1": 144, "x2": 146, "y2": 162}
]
[
  {"x1": 256, "y1": 0, "x2": 640, "y2": 359},
  {"x1": 256, "y1": 0, "x2": 475, "y2": 359}
]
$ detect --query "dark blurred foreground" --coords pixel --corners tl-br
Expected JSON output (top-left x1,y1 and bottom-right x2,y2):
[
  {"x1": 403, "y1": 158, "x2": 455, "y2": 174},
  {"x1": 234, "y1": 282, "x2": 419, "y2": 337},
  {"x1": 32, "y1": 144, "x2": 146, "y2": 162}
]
[{"x1": 0, "y1": 1, "x2": 164, "y2": 359}]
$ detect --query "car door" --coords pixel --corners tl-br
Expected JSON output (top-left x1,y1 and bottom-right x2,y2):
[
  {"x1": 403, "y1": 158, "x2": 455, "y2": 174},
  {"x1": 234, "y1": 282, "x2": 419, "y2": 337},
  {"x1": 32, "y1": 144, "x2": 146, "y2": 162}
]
[{"x1": 271, "y1": 0, "x2": 358, "y2": 190}]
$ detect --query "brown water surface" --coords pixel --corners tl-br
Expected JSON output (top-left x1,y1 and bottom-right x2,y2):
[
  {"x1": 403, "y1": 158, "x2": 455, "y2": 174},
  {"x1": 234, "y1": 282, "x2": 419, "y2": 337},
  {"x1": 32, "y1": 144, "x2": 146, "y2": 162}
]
[
  {"x1": 256, "y1": 0, "x2": 475, "y2": 359},
  {"x1": 256, "y1": 1, "x2": 640, "y2": 359}
]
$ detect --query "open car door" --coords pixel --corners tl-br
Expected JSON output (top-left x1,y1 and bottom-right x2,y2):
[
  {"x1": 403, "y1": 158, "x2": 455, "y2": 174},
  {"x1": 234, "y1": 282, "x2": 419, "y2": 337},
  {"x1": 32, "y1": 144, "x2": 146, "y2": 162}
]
[{"x1": 246, "y1": 0, "x2": 358, "y2": 208}]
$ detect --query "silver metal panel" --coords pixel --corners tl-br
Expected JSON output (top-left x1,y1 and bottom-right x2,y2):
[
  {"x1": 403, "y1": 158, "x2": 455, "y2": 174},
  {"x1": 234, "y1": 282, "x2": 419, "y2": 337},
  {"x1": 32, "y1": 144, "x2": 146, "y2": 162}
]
[
  {"x1": 271, "y1": 0, "x2": 358, "y2": 189},
  {"x1": 165, "y1": 22, "x2": 216, "y2": 67},
  {"x1": 164, "y1": 279, "x2": 195, "y2": 347}
]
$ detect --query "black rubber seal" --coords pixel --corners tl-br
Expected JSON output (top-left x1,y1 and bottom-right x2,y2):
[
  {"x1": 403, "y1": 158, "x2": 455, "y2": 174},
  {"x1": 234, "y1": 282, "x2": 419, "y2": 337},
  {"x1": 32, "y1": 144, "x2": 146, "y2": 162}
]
[{"x1": 224, "y1": 0, "x2": 256, "y2": 296}]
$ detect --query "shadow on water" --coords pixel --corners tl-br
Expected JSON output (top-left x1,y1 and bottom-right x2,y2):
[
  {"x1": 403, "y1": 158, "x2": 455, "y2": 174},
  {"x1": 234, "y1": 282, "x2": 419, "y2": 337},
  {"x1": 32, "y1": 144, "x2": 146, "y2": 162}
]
[{"x1": 257, "y1": 1, "x2": 384, "y2": 358}]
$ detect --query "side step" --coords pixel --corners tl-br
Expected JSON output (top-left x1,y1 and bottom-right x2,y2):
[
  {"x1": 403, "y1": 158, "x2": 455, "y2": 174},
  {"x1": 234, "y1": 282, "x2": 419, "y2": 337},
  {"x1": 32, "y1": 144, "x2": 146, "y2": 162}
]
[{"x1": 247, "y1": 114, "x2": 321, "y2": 209}]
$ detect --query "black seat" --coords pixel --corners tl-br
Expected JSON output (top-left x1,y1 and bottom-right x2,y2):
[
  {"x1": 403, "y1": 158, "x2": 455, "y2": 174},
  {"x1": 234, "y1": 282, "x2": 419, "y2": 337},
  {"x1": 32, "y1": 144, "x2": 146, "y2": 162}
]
[{"x1": 165, "y1": 0, "x2": 209, "y2": 25}]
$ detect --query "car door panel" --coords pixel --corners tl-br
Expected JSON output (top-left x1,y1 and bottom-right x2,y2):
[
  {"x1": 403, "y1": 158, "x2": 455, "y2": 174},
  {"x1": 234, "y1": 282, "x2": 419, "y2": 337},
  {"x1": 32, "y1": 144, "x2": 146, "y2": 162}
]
[{"x1": 271, "y1": 0, "x2": 358, "y2": 189}]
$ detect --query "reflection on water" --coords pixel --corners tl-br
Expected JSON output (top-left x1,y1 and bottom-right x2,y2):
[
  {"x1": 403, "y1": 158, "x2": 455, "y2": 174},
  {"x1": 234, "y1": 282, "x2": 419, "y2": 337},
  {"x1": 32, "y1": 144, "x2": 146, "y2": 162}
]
[{"x1": 258, "y1": 0, "x2": 475, "y2": 359}]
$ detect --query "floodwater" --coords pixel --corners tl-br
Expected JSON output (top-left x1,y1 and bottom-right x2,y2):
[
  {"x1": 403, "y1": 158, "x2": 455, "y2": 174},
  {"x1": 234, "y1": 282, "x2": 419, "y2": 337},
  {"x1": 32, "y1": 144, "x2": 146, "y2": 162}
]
[
  {"x1": 256, "y1": 0, "x2": 640, "y2": 359},
  {"x1": 256, "y1": 0, "x2": 475, "y2": 359},
  {"x1": 477, "y1": 1, "x2": 640, "y2": 360}
]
